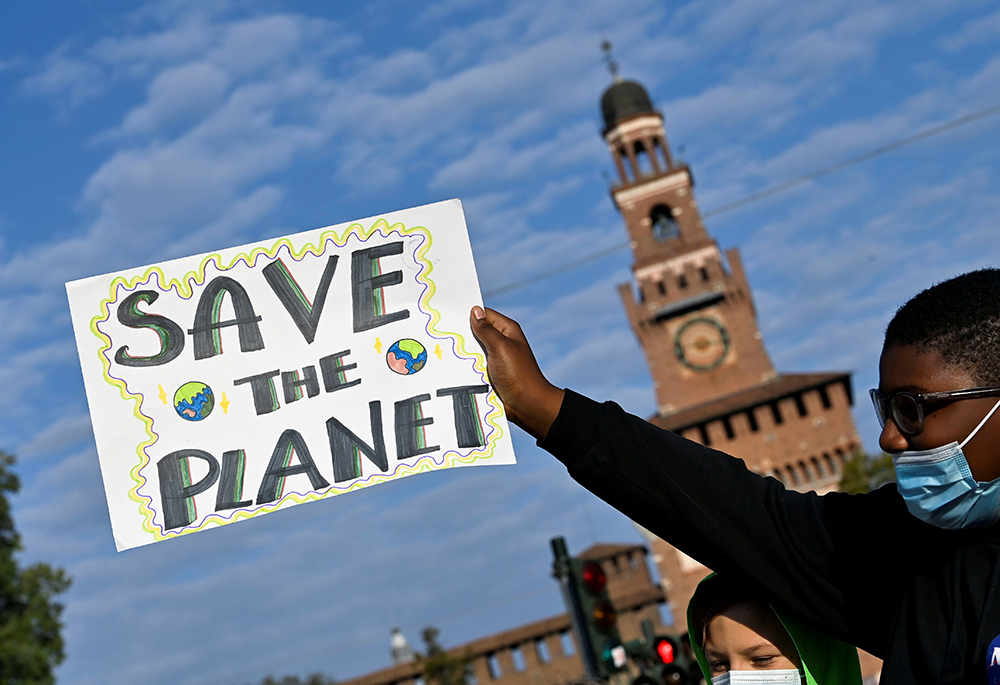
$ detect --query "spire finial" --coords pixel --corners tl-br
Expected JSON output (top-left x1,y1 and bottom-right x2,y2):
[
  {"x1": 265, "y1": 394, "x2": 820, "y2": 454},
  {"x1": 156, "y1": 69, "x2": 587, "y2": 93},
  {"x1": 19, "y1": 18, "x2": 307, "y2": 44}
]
[{"x1": 601, "y1": 40, "x2": 621, "y2": 82}]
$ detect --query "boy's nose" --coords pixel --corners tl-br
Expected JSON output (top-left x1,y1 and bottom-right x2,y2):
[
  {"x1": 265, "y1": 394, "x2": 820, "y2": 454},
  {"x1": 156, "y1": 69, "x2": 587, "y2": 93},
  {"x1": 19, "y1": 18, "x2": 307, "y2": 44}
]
[{"x1": 878, "y1": 419, "x2": 910, "y2": 454}]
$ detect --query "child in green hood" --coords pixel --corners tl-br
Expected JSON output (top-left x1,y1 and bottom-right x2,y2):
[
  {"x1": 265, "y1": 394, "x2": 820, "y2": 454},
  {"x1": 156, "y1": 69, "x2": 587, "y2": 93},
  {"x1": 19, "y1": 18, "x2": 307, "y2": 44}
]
[{"x1": 687, "y1": 574, "x2": 861, "y2": 685}]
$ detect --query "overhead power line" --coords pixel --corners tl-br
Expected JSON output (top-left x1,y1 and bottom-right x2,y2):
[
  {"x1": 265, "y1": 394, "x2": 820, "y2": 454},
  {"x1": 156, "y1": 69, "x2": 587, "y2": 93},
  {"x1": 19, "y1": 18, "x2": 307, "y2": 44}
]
[
  {"x1": 485, "y1": 242, "x2": 631, "y2": 298},
  {"x1": 701, "y1": 102, "x2": 1000, "y2": 218},
  {"x1": 482, "y1": 102, "x2": 1000, "y2": 300}
]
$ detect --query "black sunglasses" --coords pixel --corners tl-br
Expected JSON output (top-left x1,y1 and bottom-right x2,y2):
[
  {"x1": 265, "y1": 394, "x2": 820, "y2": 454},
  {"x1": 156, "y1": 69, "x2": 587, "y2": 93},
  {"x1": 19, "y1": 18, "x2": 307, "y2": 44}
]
[{"x1": 869, "y1": 386, "x2": 1000, "y2": 437}]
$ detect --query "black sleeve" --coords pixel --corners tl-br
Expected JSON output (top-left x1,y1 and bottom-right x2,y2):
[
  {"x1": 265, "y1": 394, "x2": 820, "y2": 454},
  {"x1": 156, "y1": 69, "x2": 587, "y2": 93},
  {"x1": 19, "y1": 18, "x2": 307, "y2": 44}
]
[{"x1": 539, "y1": 389, "x2": 904, "y2": 655}]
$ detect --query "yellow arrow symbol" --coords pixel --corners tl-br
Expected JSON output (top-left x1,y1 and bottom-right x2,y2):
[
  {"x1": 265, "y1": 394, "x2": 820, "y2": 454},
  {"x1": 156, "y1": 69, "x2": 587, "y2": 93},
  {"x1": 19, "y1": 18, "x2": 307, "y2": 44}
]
[
  {"x1": 374, "y1": 337, "x2": 382, "y2": 353},
  {"x1": 434, "y1": 344, "x2": 442, "y2": 359},
  {"x1": 220, "y1": 392, "x2": 230, "y2": 414},
  {"x1": 158, "y1": 385, "x2": 168, "y2": 404}
]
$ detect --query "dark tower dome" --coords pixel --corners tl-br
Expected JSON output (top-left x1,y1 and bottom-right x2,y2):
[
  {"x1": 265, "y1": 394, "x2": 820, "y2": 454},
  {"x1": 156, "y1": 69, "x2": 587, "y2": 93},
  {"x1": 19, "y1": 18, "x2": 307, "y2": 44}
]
[{"x1": 601, "y1": 80, "x2": 655, "y2": 133}]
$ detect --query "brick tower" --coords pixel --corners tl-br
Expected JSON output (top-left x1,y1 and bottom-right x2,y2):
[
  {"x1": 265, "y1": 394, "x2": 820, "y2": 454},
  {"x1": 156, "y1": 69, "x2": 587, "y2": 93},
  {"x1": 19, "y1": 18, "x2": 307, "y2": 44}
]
[
  {"x1": 602, "y1": 79, "x2": 775, "y2": 416},
  {"x1": 599, "y1": 63, "x2": 864, "y2": 631}
]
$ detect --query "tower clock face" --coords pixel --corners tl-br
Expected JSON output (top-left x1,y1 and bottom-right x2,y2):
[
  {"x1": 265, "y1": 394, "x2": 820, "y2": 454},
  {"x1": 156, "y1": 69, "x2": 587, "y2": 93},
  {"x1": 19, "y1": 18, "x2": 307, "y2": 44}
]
[{"x1": 674, "y1": 317, "x2": 731, "y2": 371}]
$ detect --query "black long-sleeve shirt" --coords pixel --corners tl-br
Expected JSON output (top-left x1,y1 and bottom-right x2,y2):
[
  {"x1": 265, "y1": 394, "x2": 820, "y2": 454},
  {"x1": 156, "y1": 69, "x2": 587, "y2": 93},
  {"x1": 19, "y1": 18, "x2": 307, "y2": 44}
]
[{"x1": 540, "y1": 390, "x2": 1000, "y2": 684}]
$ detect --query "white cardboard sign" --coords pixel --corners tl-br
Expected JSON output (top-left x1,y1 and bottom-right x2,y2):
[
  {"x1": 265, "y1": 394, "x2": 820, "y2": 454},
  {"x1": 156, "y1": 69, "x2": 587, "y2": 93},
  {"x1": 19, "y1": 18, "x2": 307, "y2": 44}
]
[{"x1": 67, "y1": 199, "x2": 515, "y2": 551}]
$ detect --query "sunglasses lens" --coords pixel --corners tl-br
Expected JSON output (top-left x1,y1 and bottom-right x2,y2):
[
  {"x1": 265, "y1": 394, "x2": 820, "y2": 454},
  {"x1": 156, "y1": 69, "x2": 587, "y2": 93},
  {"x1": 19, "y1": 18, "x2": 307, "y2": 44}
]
[{"x1": 890, "y1": 395, "x2": 922, "y2": 435}]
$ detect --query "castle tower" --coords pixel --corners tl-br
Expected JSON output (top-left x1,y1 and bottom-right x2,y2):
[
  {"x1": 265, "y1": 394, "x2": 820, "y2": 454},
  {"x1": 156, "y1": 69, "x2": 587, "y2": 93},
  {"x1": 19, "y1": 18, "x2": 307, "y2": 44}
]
[
  {"x1": 601, "y1": 76, "x2": 776, "y2": 416},
  {"x1": 598, "y1": 57, "x2": 863, "y2": 633}
]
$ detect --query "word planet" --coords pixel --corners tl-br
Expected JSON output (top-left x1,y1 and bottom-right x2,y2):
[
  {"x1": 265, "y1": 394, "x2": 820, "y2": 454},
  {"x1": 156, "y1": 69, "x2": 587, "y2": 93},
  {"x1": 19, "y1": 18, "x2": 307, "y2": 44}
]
[
  {"x1": 386, "y1": 339, "x2": 427, "y2": 376},
  {"x1": 173, "y1": 381, "x2": 215, "y2": 421}
]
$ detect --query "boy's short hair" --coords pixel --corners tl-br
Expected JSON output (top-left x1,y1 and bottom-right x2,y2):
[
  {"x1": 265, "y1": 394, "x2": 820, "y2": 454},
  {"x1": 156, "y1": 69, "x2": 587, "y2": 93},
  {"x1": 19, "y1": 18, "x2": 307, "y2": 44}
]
[
  {"x1": 690, "y1": 574, "x2": 771, "y2": 649},
  {"x1": 884, "y1": 268, "x2": 1000, "y2": 385}
]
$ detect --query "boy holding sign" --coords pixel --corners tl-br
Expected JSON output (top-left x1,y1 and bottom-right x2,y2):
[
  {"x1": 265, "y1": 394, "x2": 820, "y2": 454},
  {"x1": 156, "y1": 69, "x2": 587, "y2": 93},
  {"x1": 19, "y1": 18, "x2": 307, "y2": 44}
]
[{"x1": 470, "y1": 268, "x2": 1000, "y2": 684}]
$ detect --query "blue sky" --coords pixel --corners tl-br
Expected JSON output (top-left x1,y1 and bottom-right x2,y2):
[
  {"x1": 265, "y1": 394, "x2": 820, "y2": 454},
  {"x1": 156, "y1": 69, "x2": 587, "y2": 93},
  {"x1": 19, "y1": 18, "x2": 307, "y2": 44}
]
[{"x1": 2, "y1": 1, "x2": 1000, "y2": 683}]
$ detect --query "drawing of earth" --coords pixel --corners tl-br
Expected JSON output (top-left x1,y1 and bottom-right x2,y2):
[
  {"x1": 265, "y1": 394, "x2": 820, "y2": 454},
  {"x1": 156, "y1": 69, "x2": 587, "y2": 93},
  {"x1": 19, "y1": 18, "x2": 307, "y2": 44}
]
[
  {"x1": 386, "y1": 339, "x2": 427, "y2": 375},
  {"x1": 173, "y1": 381, "x2": 215, "y2": 421}
]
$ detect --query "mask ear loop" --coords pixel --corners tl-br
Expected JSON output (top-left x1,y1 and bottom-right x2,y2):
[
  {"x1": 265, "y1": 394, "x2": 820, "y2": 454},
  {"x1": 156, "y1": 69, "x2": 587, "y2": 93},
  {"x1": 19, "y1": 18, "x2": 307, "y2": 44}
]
[{"x1": 959, "y1": 398, "x2": 1000, "y2": 449}]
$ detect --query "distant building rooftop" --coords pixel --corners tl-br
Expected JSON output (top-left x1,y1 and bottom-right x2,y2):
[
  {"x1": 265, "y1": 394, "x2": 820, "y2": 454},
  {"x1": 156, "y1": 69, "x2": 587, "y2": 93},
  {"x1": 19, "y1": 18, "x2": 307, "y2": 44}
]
[{"x1": 653, "y1": 372, "x2": 853, "y2": 431}]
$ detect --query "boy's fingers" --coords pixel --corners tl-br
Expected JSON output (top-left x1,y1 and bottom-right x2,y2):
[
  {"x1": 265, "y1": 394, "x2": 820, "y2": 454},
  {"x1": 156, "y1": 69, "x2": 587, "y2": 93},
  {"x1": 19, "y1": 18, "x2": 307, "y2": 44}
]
[
  {"x1": 468, "y1": 305, "x2": 562, "y2": 439},
  {"x1": 479, "y1": 307, "x2": 527, "y2": 343},
  {"x1": 469, "y1": 307, "x2": 508, "y2": 354}
]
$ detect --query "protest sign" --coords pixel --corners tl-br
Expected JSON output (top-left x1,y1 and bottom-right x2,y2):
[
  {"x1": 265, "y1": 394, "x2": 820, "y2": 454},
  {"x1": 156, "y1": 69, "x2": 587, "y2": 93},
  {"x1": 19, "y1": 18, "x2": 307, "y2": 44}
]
[{"x1": 67, "y1": 199, "x2": 515, "y2": 551}]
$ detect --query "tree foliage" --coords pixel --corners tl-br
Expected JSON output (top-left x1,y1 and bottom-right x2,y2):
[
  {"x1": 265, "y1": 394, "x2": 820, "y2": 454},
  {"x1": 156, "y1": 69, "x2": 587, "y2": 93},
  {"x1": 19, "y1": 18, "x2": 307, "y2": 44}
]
[
  {"x1": 0, "y1": 451, "x2": 71, "y2": 685},
  {"x1": 839, "y1": 451, "x2": 895, "y2": 495},
  {"x1": 419, "y1": 627, "x2": 471, "y2": 685}
]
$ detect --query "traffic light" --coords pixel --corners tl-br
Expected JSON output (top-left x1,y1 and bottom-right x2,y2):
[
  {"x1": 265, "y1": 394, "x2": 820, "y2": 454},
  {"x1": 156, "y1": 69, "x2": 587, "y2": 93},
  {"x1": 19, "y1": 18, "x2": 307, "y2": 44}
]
[
  {"x1": 651, "y1": 635, "x2": 688, "y2": 684},
  {"x1": 551, "y1": 537, "x2": 627, "y2": 679},
  {"x1": 626, "y1": 621, "x2": 697, "y2": 685},
  {"x1": 576, "y1": 557, "x2": 627, "y2": 677},
  {"x1": 653, "y1": 635, "x2": 676, "y2": 664}
]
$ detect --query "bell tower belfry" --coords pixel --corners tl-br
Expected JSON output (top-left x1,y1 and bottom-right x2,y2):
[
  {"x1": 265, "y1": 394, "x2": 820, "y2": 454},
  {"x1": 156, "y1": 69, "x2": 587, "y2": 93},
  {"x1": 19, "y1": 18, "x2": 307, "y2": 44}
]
[{"x1": 600, "y1": 62, "x2": 776, "y2": 416}]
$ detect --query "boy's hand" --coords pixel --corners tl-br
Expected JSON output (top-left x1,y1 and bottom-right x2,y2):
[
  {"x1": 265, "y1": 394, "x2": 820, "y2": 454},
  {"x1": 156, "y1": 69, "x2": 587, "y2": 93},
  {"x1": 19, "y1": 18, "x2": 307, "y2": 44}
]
[{"x1": 470, "y1": 306, "x2": 565, "y2": 440}]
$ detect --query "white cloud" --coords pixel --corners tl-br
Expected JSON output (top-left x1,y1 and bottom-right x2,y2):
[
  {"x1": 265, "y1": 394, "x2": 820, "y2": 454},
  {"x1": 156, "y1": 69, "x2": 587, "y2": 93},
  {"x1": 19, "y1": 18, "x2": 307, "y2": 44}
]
[
  {"x1": 21, "y1": 50, "x2": 107, "y2": 107},
  {"x1": 15, "y1": 414, "x2": 93, "y2": 457},
  {"x1": 209, "y1": 14, "x2": 305, "y2": 72},
  {"x1": 939, "y1": 7, "x2": 1000, "y2": 52},
  {"x1": 665, "y1": 83, "x2": 800, "y2": 141},
  {"x1": 354, "y1": 49, "x2": 436, "y2": 92},
  {"x1": 90, "y1": 13, "x2": 216, "y2": 67},
  {"x1": 432, "y1": 120, "x2": 603, "y2": 190},
  {"x1": 117, "y1": 61, "x2": 230, "y2": 136},
  {"x1": 0, "y1": 341, "x2": 76, "y2": 414}
]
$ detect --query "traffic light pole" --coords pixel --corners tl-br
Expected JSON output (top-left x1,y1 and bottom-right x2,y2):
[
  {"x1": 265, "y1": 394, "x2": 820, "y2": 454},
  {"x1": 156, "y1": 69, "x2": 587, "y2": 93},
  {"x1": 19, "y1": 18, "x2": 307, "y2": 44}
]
[
  {"x1": 551, "y1": 536, "x2": 600, "y2": 679},
  {"x1": 640, "y1": 619, "x2": 657, "y2": 654}
]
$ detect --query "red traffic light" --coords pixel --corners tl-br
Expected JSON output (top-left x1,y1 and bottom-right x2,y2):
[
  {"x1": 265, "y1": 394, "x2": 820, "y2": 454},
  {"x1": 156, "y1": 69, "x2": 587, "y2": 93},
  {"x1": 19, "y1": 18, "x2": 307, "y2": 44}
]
[
  {"x1": 654, "y1": 637, "x2": 676, "y2": 664},
  {"x1": 581, "y1": 561, "x2": 607, "y2": 593}
]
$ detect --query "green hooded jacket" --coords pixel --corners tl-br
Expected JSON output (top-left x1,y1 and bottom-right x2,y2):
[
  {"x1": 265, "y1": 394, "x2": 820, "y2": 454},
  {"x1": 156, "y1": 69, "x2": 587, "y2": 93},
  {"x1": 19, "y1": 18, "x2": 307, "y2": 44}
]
[{"x1": 686, "y1": 574, "x2": 863, "y2": 685}]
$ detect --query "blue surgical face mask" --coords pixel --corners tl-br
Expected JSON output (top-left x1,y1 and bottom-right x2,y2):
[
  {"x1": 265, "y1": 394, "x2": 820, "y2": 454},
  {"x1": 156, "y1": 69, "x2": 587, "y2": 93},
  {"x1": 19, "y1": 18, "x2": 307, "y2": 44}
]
[
  {"x1": 710, "y1": 669, "x2": 802, "y2": 685},
  {"x1": 893, "y1": 398, "x2": 1000, "y2": 530}
]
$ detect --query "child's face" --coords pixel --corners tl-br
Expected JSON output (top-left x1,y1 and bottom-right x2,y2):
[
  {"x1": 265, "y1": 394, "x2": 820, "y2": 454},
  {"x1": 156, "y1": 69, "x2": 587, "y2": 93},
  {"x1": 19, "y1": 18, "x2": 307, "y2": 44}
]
[
  {"x1": 878, "y1": 345, "x2": 1000, "y2": 482},
  {"x1": 703, "y1": 601, "x2": 801, "y2": 675}
]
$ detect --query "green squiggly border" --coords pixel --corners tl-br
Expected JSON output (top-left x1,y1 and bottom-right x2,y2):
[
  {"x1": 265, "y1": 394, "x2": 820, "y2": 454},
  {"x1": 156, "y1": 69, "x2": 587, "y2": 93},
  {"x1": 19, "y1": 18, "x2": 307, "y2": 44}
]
[{"x1": 89, "y1": 218, "x2": 507, "y2": 543}]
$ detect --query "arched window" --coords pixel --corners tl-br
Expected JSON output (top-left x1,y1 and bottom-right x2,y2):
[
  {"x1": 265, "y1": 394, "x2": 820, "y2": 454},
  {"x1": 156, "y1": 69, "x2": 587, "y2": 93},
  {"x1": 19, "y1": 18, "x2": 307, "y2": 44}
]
[
  {"x1": 653, "y1": 137, "x2": 671, "y2": 169},
  {"x1": 618, "y1": 147, "x2": 633, "y2": 182},
  {"x1": 650, "y1": 204, "x2": 679, "y2": 242},
  {"x1": 811, "y1": 456, "x2": 825, "y2": 478},
  {"x1": 634, "y1": 141, "x2": 653, "y2": 176},
  {"x1": 787, "y1": 464, "x2": 801, "y2": 486}
]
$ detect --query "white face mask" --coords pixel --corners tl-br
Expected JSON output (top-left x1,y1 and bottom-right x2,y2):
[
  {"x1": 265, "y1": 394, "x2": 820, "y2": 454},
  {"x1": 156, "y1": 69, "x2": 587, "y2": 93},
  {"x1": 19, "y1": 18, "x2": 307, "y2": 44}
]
[{"x1": 710, "y1": 669, "x2": 803, "y2": 685}]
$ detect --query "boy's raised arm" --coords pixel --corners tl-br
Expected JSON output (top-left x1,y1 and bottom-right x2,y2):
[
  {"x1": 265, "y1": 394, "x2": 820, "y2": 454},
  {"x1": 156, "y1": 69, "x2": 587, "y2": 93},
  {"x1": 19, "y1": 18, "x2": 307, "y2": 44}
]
[
  {"x1": 469, "y1": 306, "x2": 898, "y2": 657},
  {"x1": 469, "y1": 306, "x2": 565, "y2": 440}
]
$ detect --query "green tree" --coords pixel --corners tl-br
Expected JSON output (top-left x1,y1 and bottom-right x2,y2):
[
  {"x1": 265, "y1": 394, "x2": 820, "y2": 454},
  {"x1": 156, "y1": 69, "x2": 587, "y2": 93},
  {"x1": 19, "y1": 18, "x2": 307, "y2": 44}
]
[
  {"x1": 839, "y1": 451, "x2": 895, "y2": 495},
  {"x1": 0, "y1": 451, "x2": 71, "y2": 685},
  {"x1": 419, "y1": 627, "x2": 471, "y2": 685}
]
